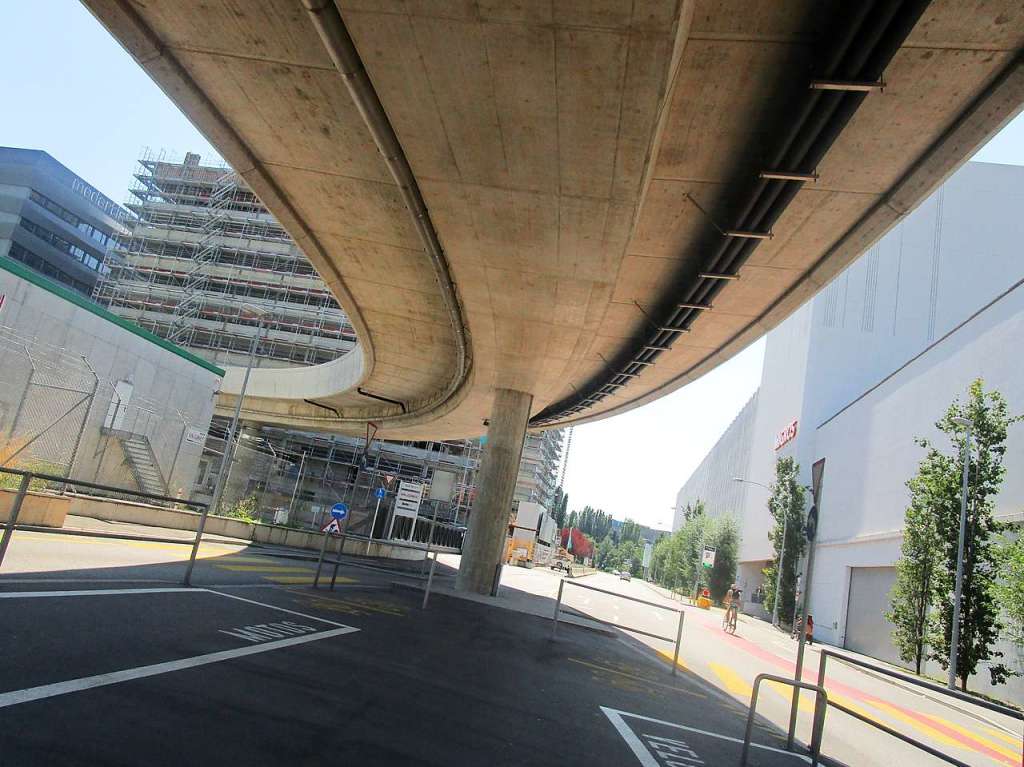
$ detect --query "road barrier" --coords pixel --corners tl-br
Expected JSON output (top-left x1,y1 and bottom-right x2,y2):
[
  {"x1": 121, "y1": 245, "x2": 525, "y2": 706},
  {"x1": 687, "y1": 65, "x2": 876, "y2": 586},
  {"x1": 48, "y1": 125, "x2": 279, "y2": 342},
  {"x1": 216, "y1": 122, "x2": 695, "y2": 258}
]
[
  {"x1": 551, "y1": 579, "x2": 685, "y2": 676},
  {"x1": 815, "y1": 648, "x2": 1023, "y2": 767},
  {"x1": 0, "y1": 466, "x2": 210, "y2": 584},
  {"x1": 740, "y1": 674, "x2": 828, "y2": 767}
]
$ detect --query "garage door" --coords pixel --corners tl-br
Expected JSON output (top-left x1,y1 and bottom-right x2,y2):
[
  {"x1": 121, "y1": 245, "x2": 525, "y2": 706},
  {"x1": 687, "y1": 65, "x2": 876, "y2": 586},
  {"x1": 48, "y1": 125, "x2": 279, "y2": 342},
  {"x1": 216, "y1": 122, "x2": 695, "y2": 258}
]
[{"x1": 844, "y1": 567, "x2": 901, "y2": 666}]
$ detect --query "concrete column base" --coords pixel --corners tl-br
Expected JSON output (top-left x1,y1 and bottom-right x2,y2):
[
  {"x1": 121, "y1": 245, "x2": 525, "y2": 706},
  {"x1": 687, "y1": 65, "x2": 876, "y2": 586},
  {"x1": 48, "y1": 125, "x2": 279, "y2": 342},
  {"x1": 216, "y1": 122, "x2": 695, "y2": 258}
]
[{"x1": 455, "y1": 388, "x2": 533, "y2": 595}]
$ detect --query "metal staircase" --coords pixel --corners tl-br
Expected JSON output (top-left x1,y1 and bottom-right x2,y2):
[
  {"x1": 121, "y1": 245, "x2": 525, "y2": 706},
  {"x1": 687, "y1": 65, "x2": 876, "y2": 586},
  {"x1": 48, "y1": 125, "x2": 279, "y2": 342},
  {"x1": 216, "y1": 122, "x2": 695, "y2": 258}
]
[
  {"x1": 168, "y1": 170, "x2": 237, "y2": 343},
  {"x1": 118, "y1": 433, "x2": 168, "y2": 497}
]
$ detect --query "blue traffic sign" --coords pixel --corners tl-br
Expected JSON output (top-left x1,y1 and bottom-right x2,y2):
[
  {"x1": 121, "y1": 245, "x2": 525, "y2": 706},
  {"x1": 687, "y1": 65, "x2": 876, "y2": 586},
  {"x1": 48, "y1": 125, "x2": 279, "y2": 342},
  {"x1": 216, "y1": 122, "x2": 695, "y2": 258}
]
[
  {"x1": 330, "y1": 502, "x2": 349, "y2": 521},
  {"x1": 374, "y1": 487, "x2": 386, "y2": 499}
]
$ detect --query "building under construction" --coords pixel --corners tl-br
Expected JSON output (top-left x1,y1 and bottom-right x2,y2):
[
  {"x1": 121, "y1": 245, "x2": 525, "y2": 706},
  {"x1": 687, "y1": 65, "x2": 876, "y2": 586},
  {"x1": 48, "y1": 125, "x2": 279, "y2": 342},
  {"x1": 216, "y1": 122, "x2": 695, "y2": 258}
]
[{"x1": 97, "y1": 151, "x2": 565, "y2": 538}]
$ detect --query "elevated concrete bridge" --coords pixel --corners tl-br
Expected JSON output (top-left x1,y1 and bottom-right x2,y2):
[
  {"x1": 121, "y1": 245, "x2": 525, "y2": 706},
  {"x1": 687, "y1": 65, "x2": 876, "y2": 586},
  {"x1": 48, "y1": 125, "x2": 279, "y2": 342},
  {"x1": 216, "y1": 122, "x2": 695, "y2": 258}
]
[{"x1": 85, "y1": 0, "x2": 1024, "y2": 592}]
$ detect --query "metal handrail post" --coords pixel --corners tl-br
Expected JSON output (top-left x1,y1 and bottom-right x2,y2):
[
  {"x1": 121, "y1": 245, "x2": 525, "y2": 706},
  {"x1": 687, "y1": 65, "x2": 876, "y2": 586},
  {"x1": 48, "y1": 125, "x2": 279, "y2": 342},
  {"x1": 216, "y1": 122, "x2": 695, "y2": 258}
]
[
  {"x1": 313, "y1": 528, "x2": 330, "y2": 588},
  {"x1": 741, "y1": 674, "x2": 827, "y2": 767},
  {"x1": 0, "y1": 473, "x2": 31, "y2": 569},
  {"x1": 671, "y1": 610, "x2": 685, "y2": 677},
  {"x1": 422, "y1": 550, "x2": 438, "y2": 609},
  {"x1": 552, "y1": 578, "x2": 565, "y2": 638}
]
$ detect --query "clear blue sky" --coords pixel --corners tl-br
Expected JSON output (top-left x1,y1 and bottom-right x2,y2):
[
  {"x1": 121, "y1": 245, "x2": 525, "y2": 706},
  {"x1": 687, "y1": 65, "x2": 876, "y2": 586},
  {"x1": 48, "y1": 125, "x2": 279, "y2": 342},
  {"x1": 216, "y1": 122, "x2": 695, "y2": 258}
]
[{"x1": 3, "y1": 2, "x2": 1023, "y2": 530}]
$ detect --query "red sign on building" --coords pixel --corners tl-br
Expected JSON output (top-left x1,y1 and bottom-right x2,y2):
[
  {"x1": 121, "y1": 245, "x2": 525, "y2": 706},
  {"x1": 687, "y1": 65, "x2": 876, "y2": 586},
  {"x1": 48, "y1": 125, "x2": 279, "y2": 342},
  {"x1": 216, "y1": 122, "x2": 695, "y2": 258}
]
[{"x1": 774, "y1": 419, "x2": 798, "y2": 451}]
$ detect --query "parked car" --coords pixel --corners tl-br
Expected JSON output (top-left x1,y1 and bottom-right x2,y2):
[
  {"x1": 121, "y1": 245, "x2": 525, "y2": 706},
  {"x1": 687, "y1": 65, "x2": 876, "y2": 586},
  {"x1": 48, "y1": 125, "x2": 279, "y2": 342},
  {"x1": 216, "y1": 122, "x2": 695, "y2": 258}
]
[
  {"x1": 611, "y1": 569, "x2": 619, "y2": 577},
  {"x1": 619, "y1": 571, "x2": 631, "y2": 582}
]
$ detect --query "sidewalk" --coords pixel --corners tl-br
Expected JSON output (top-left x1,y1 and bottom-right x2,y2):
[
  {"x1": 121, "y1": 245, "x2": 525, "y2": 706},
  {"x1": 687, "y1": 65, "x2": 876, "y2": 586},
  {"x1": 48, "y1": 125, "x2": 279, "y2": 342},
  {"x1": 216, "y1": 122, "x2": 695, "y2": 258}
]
[{"x1": 641, "y1": 578, "x2": 1022, "y2": 733}]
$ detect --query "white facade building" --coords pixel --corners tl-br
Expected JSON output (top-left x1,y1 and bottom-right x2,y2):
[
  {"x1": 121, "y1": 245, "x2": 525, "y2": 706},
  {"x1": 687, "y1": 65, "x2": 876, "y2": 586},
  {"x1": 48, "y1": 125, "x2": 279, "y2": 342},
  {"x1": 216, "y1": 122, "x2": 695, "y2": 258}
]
[{"x1": 674, "y1": 161, "x2": 1024, "y2": 702}]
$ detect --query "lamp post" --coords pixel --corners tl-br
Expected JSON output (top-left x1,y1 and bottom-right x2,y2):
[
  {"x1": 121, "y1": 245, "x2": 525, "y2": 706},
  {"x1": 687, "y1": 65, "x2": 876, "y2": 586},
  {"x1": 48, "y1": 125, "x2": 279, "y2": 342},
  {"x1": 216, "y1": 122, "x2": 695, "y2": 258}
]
[
  {"x1": 948, "y1": 416, "x2": 973, "y2": 690},
  {"x1": 184, "y1": 304, "x2": 268, "y2": 586},
  {"x1": 734, "y1": 477, "x2": 786, "y2": 627}
]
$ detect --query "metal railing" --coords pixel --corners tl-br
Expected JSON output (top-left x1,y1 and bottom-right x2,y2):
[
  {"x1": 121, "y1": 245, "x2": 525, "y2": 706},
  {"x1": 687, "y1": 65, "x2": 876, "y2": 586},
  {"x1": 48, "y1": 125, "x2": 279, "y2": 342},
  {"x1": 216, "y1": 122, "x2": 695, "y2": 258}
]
[
  {"x1": 816, "y1": 648, "x2": 1023, "y2": 767},
  {"x1": 0, "y1": 467, "x2": 210, "y2": 585},
  {"x1": 551, "y1": 579, "x2": 685, "y2": 676},
  {"x1": 740, "y1": 674, "x2": 828, "y2": 767}
]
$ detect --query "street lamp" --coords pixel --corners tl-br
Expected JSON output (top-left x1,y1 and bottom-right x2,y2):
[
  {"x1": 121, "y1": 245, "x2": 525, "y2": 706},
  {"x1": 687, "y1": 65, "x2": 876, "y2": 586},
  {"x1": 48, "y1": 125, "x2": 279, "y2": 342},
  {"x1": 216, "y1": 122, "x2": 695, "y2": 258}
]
[
  {"x1": 184, "y1": 304, "x2": 269, "y2": 585},
  {"x1": 734, "y1": 477, "x2": 786, "y2": 627},
  {"x1": 948, "y1": 416, "x2": 973, "y2": 690}
]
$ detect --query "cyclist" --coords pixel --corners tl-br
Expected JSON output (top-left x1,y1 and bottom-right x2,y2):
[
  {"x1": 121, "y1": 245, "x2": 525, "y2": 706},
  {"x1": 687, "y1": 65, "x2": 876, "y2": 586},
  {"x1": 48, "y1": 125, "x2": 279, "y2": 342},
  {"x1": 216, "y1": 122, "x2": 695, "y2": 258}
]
[{"x1": 722, "y1": 583, "x2": 741, "y2": 633}]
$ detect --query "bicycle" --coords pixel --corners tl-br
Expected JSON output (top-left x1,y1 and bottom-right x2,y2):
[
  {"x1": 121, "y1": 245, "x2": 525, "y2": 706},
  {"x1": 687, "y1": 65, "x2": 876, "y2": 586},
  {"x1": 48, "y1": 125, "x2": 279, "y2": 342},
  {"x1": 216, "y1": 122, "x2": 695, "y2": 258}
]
[{"x1": 722, "y1": 602, "x2": 738, "y2": 634}]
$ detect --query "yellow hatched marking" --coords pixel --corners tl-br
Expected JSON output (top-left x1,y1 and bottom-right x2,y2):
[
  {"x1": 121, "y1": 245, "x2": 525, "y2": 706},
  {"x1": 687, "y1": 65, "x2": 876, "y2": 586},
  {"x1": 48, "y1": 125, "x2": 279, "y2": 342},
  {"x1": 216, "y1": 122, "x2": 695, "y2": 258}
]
[
  {"x1": 920, "y1": 714, "x2": 1021, "y2": 762},
  {"x1": 265, "y1": 575, "x2": 356, "y2": 585},
  {"x1": 656, "y1": 648, "x2": 687, "y2": 671},
  {"x1": 865, "y1": 699, "x2": 963, "y2": 750},
  {"x1": 217, "y1": 565, "x2": 313, "y2": 573},
  {"x1": 764, "y1": 680, "x2": 816, "y2": 714},
  {"x1": 708, "y1": 662, "x2": 753, "y2": 699},
  {"x1": 981, "y1": 725, "x2": 1023, "y2": 749},
  {"x1": 828, "y1": 693, "x2": 889, "y2": 728}
]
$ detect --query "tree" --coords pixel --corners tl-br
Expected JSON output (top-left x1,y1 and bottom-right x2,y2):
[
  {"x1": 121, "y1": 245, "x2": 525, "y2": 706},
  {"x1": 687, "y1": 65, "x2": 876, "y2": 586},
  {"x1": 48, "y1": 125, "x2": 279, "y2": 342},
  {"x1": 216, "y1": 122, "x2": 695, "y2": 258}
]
[
  {"x1": 682, "y1": 499, "x2": 706, "y2": 522},
  {"x1": 924, "y1": 379, "x2": 1018, "y2": 691},
  {"x1": 761, "y1": 457, "x2": 806, "y2": 626},
  {"x1": 557, "y1": 492, "x2": 569, "y2": 528},
  {"x1": 888, "y1": 470, "x2": 942, "y2": 673},
  {"x1": 706, "y1": 516, "x2": 740, "y2": 603},
  {"x1": 620, "y1": 518, "x2": 643, "y2": 544},
  {"x1": 995, "y1": 535, "x2": 1024, "y2": 647}
]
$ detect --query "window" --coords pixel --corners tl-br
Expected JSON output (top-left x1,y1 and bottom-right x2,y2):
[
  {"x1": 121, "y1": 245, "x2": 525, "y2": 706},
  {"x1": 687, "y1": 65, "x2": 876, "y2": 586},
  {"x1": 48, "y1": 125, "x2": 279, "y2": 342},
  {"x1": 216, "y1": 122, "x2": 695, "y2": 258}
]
[
  {"x1": 7, "y1": 242, "x2": 93, "y2": 296},
  {"x1": 28, "y1": 190, "x2": 115, "y2": 248},
  {"x1": 18, "y1": 217, "x2": 107, "y2": 273}
]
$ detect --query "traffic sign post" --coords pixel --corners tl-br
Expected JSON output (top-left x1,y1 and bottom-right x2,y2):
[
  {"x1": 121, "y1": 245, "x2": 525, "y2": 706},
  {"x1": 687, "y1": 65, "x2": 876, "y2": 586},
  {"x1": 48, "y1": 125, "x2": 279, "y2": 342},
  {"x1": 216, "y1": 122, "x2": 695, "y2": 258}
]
[
  {"x1": 330, "y1": 502, "x2": 349, "y2": 521},
  {"x1": 701, "y1": 546, "x2": 716, "y2": 569},
  {"x1": 313, "y1": 518, "x2": 342, "y2": 588},
  {"x1": 367, "y1": 487, "x2": 387, "y2": 555}
]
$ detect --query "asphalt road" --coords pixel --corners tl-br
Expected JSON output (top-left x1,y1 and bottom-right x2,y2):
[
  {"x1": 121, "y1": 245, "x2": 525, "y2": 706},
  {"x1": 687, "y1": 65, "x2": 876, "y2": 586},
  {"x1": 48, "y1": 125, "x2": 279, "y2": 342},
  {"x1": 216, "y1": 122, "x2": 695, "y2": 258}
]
[
  {"x1": 494, "y1": 567, "x2": 1023, "y2": 767},
  {"x1": 1, "y1": 532, "x2": 819, "y2": 767}
]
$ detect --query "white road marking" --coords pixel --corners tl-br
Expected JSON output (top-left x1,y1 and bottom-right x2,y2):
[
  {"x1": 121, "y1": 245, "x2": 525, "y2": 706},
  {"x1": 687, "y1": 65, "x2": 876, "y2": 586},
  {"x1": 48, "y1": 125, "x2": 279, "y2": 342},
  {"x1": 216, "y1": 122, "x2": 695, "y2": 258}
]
[
  {"x1": 600, "y1": 707, "x2": 811, "y2": 764},
  {"x1": 0, "y1": 587, "x2": 194, "y2": 599},
  {"x1": 0, "y1": 627, "x2": 357, "y2": 709},
  {"x1": 205, "y1": 588, "x2": 353, "y2": 628}
]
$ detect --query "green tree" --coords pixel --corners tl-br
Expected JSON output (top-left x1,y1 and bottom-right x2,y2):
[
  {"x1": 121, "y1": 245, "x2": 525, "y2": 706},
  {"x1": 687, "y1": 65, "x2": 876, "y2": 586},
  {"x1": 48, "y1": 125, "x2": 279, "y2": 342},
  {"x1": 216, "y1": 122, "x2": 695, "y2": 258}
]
[
  {"x1": 924, "y1": 379, "x2": 1018, "y2": 691},
  {"x1": 557, "y1": 492, "x2": 569, "y2": 528},
  {"x1": 996, "y1": 535, "x2": 1024, "y2": 647},
  {"x1": 620, "y1": 518, "x2": 643, "y2": 544},
  {"x1": 706, "y1": 516, "x2": 740, "y2": 603},
  {"x1": 887, "y1": 475, "x2": 941, "y2": 673},
  {"x1": 761, "y1": 457, "x2": 806, "y2": 626}
]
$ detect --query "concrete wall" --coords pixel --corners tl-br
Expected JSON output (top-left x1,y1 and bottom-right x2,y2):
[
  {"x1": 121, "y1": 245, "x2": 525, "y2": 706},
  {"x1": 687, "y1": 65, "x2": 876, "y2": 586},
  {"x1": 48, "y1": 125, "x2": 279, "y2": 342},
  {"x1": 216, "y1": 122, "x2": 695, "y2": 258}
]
[
  {"x1": 0, "y1": 487, "x2": 69, "y2": 527},
  {"x1": 0, "y1": 257, "x2": 221, "y2": 497}
]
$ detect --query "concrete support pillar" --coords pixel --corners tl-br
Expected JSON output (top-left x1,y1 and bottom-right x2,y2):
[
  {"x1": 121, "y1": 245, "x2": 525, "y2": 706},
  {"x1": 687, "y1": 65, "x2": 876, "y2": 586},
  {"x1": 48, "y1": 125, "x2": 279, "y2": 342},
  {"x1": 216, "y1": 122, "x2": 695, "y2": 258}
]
[{"x1": 456, "y1": 388, "x2": 533, "y2": 595}]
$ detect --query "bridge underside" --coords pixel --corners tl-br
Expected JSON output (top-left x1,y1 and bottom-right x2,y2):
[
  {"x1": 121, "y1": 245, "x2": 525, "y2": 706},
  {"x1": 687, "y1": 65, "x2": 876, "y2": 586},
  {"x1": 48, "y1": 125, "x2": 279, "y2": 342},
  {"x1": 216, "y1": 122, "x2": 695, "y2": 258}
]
[{"x1": 85, "y1": 0, "x2": 1024, "y2": 439}]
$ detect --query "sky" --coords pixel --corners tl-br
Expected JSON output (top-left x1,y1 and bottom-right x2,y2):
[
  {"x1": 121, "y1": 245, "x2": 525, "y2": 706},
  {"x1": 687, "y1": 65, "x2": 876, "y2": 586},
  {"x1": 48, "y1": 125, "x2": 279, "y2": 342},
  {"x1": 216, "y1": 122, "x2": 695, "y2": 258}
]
[{"x1": 3, "y1": 2, "x2": 1023, "y2": 532}]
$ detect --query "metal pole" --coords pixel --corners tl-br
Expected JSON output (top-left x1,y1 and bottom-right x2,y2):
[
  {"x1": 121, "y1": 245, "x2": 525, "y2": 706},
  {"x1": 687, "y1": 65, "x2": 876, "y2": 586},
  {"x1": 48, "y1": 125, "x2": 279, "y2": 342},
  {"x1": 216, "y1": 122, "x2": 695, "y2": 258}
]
[
  {"x1": 66, "y1": 356, "x2": 99, "y2": 483},
  {"x1": 288, "y1": 451, "x2": 307, "y2": 518},
  {"x1": 367, "y1": 492, "x2": 383, "y2": 555},
  {"x1": 329, "y1": 532, "x2": 344, "y2": 590},
  {"x1": 949, "y1": 425, "x2": 972, "y2": 690},
  {"x1": 552, "y1": 578, "x2": 565, "y2": 638},
  {"x1": 166, "y1": 413, "x2": 188, "y2": 496},
  {"x1": 671, "y1": 610, "x2": 685, "y2": 677},
  {"x1": 0, "y1": 473, "x2": 31, "y2": 569},
  {"x1": 8, "y1": 345, "x2": 35, "y2": 438},
  {"x1": 313, "y1": 528, "x2": 330, "y2": 588},
  {"x1": 422, "y1": 550, "x2": 438, "y2": 609},
  {"x1": 788, "y1": 533, "x2": 818, "y2": 748},
  {"x1": 772, "y1": 514, "x2": 788, "y2": 627},
  {"x1": 183, "y1": 315, "x2": 264, "y2": 586}
]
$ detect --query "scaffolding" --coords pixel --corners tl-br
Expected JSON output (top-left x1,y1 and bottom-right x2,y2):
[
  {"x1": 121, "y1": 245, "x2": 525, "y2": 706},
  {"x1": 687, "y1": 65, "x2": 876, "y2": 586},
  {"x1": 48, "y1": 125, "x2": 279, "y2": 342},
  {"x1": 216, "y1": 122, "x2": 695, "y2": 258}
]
[{"x1": 94, "y1": 149, "x2": 356, "y2": 367}]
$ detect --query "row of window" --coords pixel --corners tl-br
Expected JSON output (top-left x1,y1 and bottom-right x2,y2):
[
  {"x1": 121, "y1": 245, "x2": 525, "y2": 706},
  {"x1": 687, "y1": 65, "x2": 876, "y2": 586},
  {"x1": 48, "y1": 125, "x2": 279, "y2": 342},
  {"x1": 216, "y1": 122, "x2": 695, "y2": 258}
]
[
  {"x1": 8, "y1": 242, "x2": 94, "y2": 296},
  {"x1": 29, "y1": 189, "x2": 117, "y2": 248},
  {"x1": 18, "y1": 217, "x2": 109, "y2": 275}
]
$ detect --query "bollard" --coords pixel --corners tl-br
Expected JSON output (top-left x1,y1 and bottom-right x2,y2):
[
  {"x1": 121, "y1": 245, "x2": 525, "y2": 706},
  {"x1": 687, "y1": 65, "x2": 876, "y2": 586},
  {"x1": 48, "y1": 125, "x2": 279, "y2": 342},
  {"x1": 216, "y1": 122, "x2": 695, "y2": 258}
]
[
  {"x1": 422, "y1": 551, "x2": 438, "y2": 609},
  {"x1": 671, "y1": 610, "x2": 685, "y2": 676},
  {"x1": 313, "y1": 529, "x2": 330, "y2": 588}
]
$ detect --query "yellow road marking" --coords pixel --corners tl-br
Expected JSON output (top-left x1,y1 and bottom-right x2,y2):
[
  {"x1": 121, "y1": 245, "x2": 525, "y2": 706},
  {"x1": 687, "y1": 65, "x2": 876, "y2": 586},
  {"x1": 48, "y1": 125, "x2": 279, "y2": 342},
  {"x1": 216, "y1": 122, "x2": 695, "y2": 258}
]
[
  {"x1": 656, "y1": 648, "x2": 687, "y2": 671},
  {"x1": 920, "y1": 714, "x2": 1021, "y2": 762},
  {"x1": 265, "y1": 575, "x2": 356, "y2": 584},
  {"x1": 981, "y1": 725, "x2": 1023, "y2": 749},
  {"x1": 865, "y1": 699, "x2": 964, "y2": 750},
  {"x1": 708, "y1": 662, "x2": 753, "y2": 699},
  {"x1": 567, "y1": 658, "x2": 703, "y2": 697},
  {"x1": 828, "y1": 693, "x2": 888, "y2": 728},
  {"x1": 765, "y1": 680, "x2": 816, "y2": 714},
  {"x1": 217, "y1": 565, "x2": 313, "y2": 573}
]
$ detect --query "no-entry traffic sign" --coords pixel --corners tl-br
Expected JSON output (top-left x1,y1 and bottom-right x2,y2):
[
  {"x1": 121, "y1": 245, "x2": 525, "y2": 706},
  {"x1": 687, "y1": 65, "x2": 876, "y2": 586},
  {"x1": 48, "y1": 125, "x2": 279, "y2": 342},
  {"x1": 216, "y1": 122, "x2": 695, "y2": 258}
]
[{"x1": 330, "y1": 503, "x2": 349, "y2": 521}]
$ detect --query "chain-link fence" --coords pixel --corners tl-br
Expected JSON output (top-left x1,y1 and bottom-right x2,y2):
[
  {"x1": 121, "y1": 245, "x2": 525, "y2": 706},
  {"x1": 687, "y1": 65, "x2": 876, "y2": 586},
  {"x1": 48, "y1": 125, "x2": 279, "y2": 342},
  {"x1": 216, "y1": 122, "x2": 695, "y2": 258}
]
[{"x1": 0, "y1": 326, "x2": 98, "y2": 481}]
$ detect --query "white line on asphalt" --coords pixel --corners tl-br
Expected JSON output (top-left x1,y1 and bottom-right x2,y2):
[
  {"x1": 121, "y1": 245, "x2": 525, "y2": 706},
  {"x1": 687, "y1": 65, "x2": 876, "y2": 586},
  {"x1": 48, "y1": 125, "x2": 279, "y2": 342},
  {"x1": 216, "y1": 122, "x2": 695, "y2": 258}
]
[
  {"x1": 0, "y1": 627, "x2": 358, "y2": 709},
  {"x1": 0, "y1": 587, "x2": 195, "y2": 599},
  {"x1": 600, "y1": 707, "x2": 811, "y2": 764},
  {"x1": 204, "y1": 588, "x2": 354, "y2": 628},
  {"x1": 602, "y1": 707, "x2": 660, "y2": 767},
  {"x1": 0, "y1": 579, "x2": 177, "y2": 585}
]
